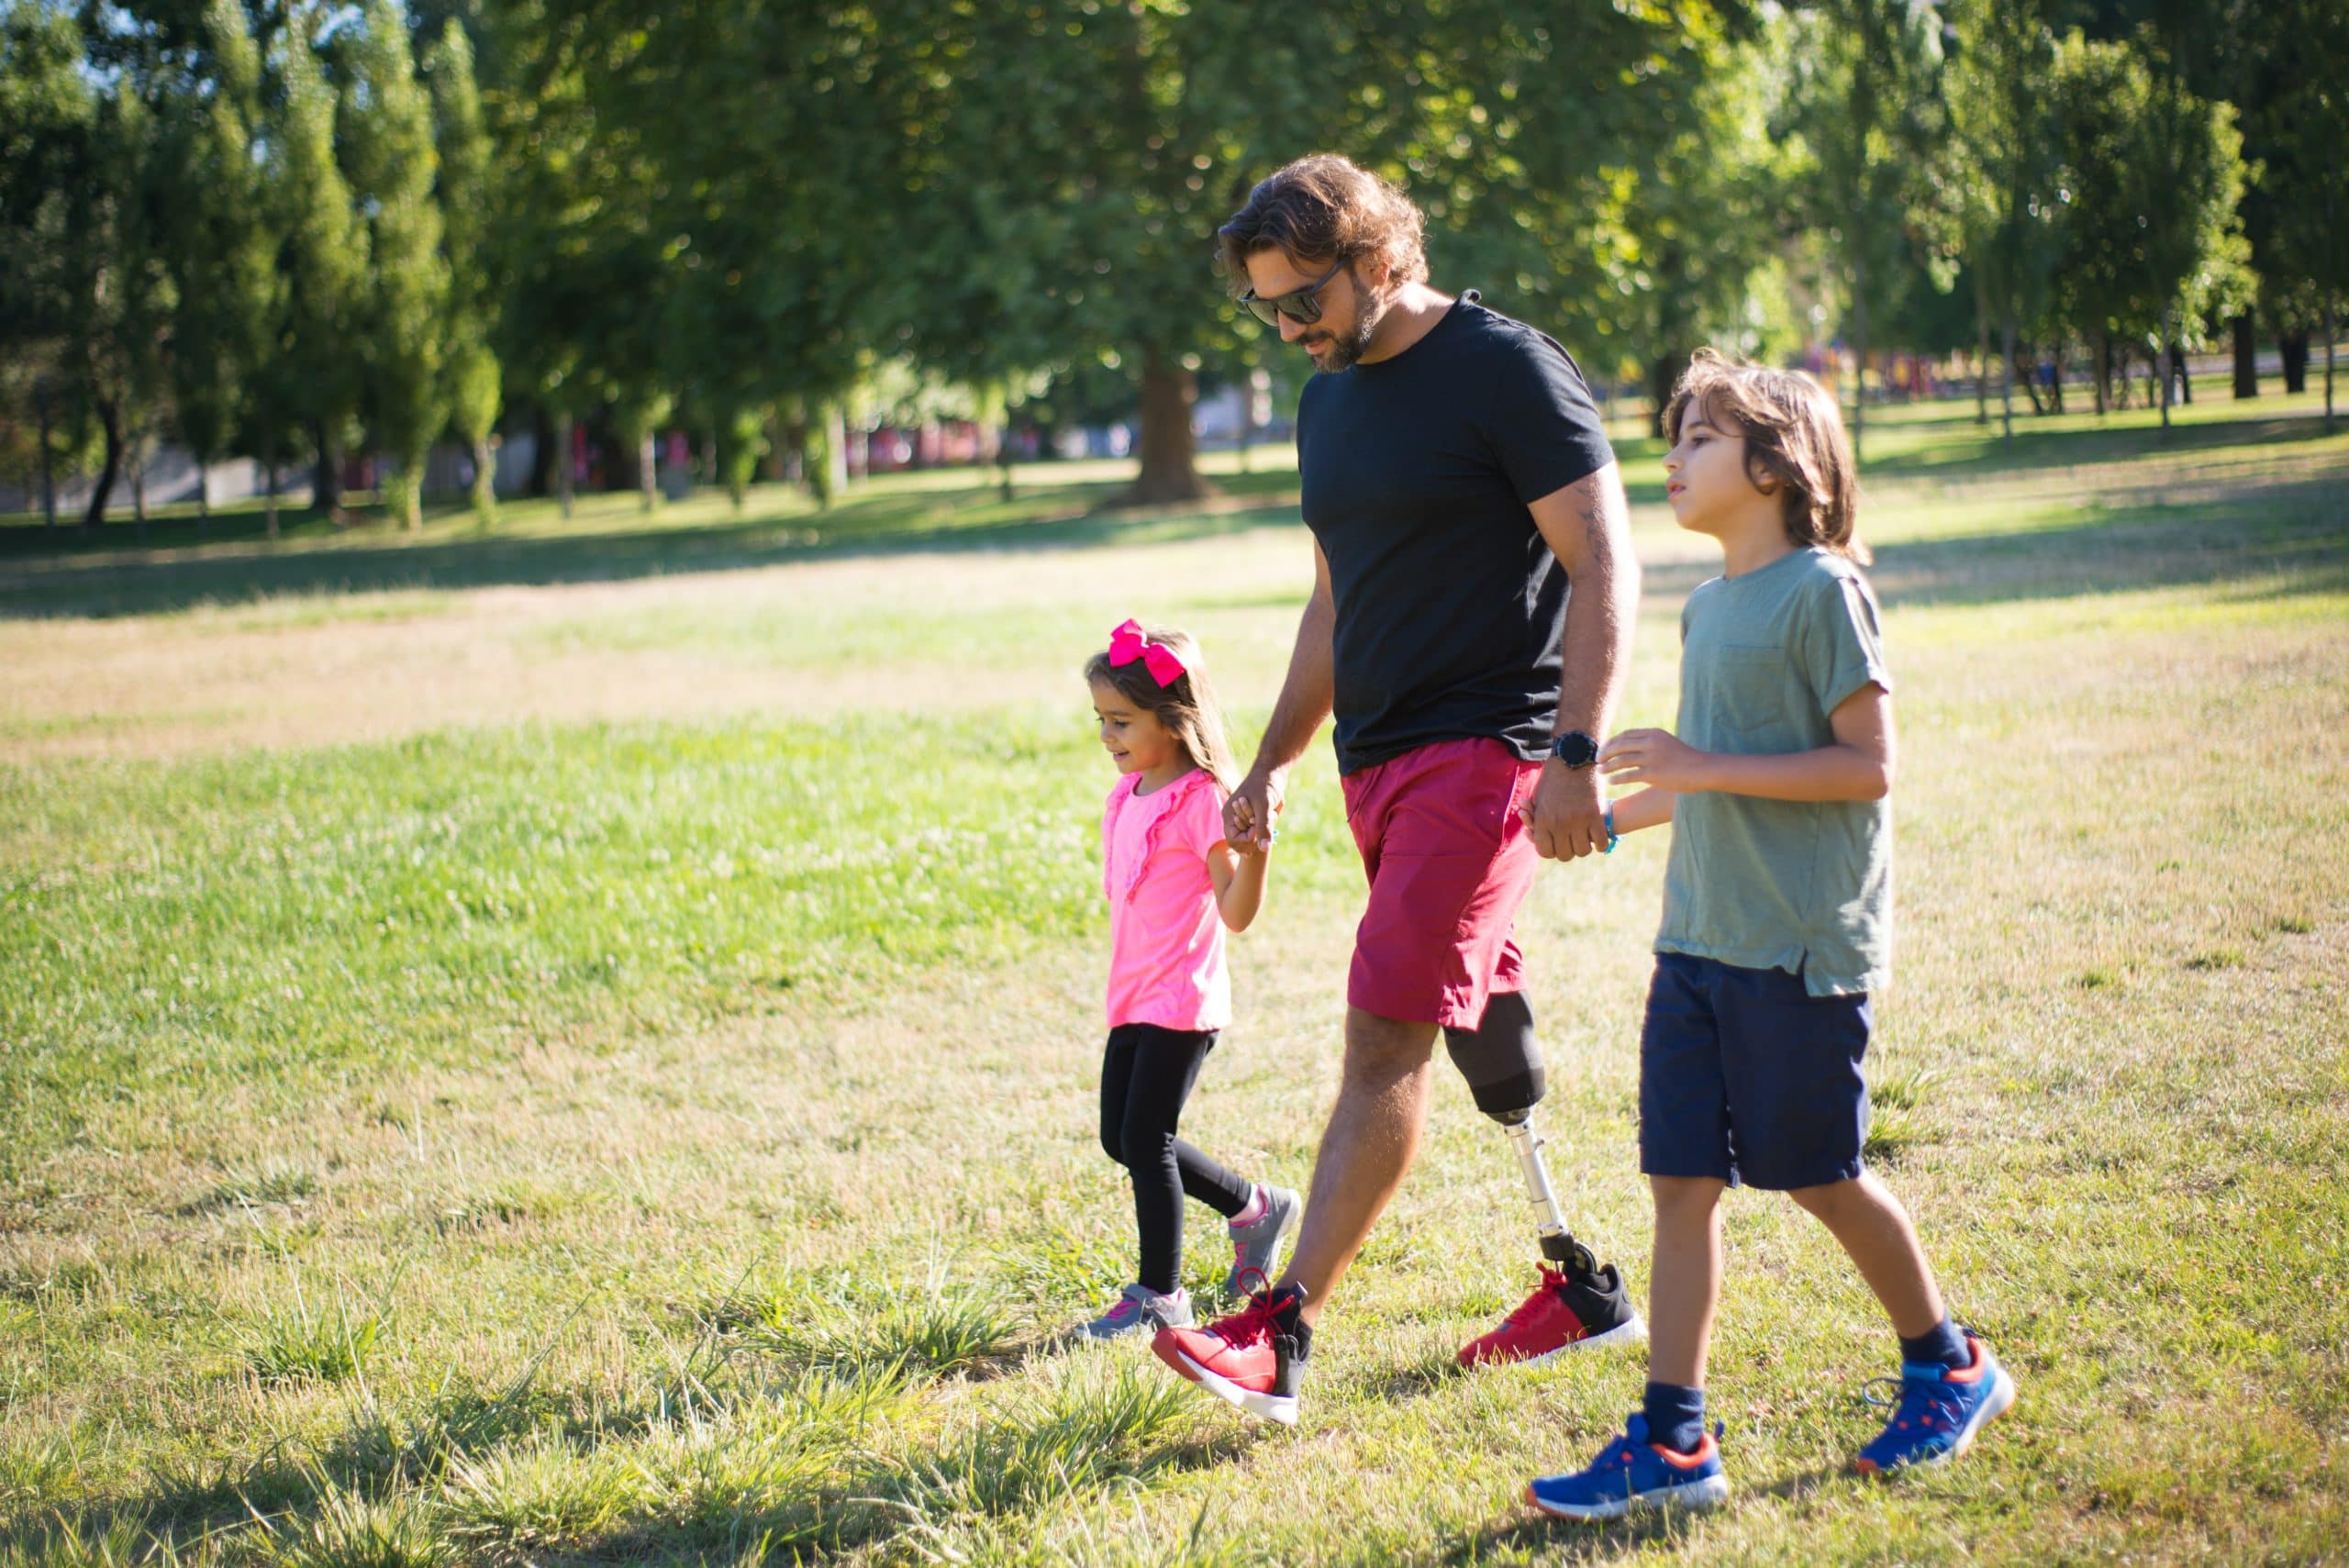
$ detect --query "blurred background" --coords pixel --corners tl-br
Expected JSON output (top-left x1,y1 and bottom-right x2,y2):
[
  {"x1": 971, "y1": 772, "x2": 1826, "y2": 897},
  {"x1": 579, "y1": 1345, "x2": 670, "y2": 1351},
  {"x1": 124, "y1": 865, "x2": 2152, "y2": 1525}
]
[{"x1": 1, "y1": 0, "x2": 2343, "y2": 536}]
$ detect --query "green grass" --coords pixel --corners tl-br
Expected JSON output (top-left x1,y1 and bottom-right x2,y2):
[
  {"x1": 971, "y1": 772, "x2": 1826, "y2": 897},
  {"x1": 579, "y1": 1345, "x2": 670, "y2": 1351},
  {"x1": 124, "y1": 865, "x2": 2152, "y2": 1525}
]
[{"x1": 0, "y1": 392, "x2": 2344, "y2": 1563}]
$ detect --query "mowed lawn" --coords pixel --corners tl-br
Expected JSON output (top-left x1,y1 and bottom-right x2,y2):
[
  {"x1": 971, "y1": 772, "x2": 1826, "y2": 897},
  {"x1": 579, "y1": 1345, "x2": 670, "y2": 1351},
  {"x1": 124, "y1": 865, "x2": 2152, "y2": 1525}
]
[{"x1": 2, "y1": 394, "x2": 2344, "y2": 1566}]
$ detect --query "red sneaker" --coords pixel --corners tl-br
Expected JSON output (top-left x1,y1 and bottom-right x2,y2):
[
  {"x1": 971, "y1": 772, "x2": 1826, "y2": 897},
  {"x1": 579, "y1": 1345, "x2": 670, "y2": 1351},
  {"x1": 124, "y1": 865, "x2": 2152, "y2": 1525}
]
[
  {"x1": 1151, "y1": 1271, "x2": 1309, "y2": 1425},
  {"x1": 1458, "y1": 1259, "x2": 1645, "y2": 1368}
]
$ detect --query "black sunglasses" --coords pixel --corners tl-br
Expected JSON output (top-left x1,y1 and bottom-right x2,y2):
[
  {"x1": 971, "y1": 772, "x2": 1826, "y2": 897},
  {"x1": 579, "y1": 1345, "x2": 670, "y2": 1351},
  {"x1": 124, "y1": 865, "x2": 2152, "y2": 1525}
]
[{"x1": 1238, "y1": 257, "x2": 1347, "y2": 328}]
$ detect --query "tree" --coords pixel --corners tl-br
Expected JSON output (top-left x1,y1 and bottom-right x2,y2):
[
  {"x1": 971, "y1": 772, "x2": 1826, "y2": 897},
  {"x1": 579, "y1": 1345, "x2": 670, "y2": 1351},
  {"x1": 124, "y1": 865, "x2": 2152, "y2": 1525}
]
[
  {"x1": 346, "y1": 0, "x2": 449, "y2": 530},
  {"x1": 163, "y1": 0, "x2": 279, "y2": 523},
  {"x1": 261, "y1": 8, "x2": 366, "y2": 532},
  {"x1": 0, "y1": 3, "x2": 96, "y2": 529},
  {"x1": 2046, "y1": 30, "x2": 2250, "y2": 421},
  {"x1": 426, "y1": 18, "x2": 502, "y2": 522},
  {"x1": 1944, "y1": 0, "x2": 2065, "y2": 442},
  {"x1": 1778, "y1": 0, "x2": 1951, "y2": 460}
]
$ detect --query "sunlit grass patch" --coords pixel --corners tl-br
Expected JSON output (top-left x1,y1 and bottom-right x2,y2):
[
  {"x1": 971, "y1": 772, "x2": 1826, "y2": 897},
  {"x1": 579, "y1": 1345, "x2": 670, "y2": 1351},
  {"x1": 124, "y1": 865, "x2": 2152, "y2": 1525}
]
[
  {"x1": 707, "y1": 1265, "x2": 1023, "y2": 1384},
  {"x1": 440, "y1": 1435, "x2": 651, "y2": 1554},
  {"x1": 232, "y1": 1274, "x2": 390, "y2": 1388},
  {"x1": 879, "y1": 1359, "x2": 1196, "y2": 1525},
  {"x1": 263, "y1": 1479, "x2": 454, "y2": 1568}
]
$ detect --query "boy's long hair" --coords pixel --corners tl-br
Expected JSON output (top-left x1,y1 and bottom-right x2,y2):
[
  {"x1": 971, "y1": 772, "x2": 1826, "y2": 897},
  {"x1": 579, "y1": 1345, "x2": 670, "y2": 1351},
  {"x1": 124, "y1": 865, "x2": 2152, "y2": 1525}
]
[
  {"x1": 1664, "y1": 349, "x2": 1868, "y2": 564},
  {"x1": 1216, "y1": 152, "x2": 1429, "y2": 291},
  {"x1": 1084, "y1": 626, "x2": 1240, "y2": 788}
]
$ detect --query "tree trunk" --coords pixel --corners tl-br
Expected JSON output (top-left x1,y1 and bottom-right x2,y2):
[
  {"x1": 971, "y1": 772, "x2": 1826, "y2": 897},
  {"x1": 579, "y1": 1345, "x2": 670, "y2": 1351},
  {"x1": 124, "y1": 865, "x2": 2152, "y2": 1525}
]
[
  {"x1": 2328, "y1": 291, "x2": 2338, "y2": 435},
  {"x1": 263, "y1": 429, "x2": 281, "y2": 541},
  {"x1": 35, "y1": 381, "x2": 57, "y2": 530},
  {"x1": 470, "y1": 432, "x2": 496, "y2": 525},
  {"x1": 396, "y1": 468, "x2": 423, "y2": 532},
  {"x1": 1975, "y1": 285, "x2": 1991, "y2": 427},
  {"x1": 2091, "y1": 328, "x2": 2109, "y2": 414},
  {"x1": 312, "y1": 419, "x2": 343, "y2": 518},
  {"x1": 1646, "y1": 353, "x2": 1679, "y2": 439},
  {"x1": 2281, "y1": 330, "x2": 2309, "y2": 394},
  {"x1": 2232, "y1": 313, "x2": 2258, "y2": 398},
  {"x1": 1998, "y1": 310, "x2": 2017, "y2": 444},
  {"x1": 999, "y1": 425, "x2": 1016, "y2": 502},
  {"x1": 554, "y1": 408, "x2": 574, "y2": 519},
  {"x1": 1112, "y1": 350, "x2": 1214, "y2": 508},
  {"x1": 822, "y1": 402, "x2": 848, "y2": 505},
  {"x1": 638, "y1": 428, "x2": 657, "y2": 512},
  {"x1": 2159, "y1": 303, "x2": 2175, "y2": 434},
  {"x1": 2049, "y1": 339, "x2": 2065, "y2": 415},
  {"x1": 83, "y1": 398, "x2": 124, "y2": 529},
  {"x1": 130, "y1": 429, "x2": 149, "y2": 527},
  {"x1": 196, "y1": 460, "x2": 210, "y2": 519},
  {"x1": 1849, "y1": 250, "x2": 1867, "y2": 462}
]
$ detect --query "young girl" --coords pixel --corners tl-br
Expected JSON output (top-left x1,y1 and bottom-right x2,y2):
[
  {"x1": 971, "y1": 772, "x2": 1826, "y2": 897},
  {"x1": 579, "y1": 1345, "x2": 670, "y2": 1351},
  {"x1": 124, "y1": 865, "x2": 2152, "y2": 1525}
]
[
  {"x1": 1525, "y1": 351, "x2": 2014, "y2": 1518},
  {"x1": 1080, "y1": 619, "x2": 1300, "y2": 1341}
]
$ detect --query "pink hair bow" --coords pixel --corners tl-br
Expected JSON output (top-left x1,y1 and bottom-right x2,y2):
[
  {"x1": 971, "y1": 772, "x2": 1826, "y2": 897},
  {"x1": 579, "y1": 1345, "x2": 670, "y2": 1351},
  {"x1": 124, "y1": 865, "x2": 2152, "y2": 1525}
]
[{"x1": 1108, "y1": 618, "x2": 1186, "y2": 686}]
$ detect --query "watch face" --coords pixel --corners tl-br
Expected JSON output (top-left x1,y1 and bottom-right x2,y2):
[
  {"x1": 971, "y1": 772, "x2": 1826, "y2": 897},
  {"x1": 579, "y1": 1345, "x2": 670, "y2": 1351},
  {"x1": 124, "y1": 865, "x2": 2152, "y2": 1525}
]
[{"x1": 1555, "y1": 731, "x2": 1599, "y2": 767}]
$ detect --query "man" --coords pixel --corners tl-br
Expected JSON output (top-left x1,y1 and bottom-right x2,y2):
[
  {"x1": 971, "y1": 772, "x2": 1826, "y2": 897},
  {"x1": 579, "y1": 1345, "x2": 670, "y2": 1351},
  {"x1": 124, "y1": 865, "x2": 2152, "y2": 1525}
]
[{"x1": 1151, "y1": 153, "x2": 1645, "y2": 1425}]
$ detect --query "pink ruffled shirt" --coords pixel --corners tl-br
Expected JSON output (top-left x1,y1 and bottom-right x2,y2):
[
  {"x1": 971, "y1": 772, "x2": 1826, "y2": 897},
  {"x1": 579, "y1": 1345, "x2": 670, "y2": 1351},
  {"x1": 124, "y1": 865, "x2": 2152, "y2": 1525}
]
[{"x1": 1101, "y1": 768, "x2": 1231, "y2": 1031}]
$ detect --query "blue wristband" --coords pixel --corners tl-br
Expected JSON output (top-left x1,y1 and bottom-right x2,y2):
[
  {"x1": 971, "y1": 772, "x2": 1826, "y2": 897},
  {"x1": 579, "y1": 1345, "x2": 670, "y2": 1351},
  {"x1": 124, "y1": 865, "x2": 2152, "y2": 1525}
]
[{"x1": 1602, "y1": 807, "x2": 1620, "y2": 855}]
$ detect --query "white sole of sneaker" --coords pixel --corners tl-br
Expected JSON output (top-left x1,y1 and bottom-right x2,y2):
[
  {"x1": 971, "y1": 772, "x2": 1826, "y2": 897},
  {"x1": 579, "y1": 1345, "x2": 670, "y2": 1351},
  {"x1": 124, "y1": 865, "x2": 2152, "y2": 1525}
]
[
  {"x1": 1486, "y1": 1313, "x2": 1649, "y2": 1369},
  {"x1": 1176, "y1": 1350, "x2": 1298, "y2": 1425},
  {"x1": 1926, "y1": 1365, "x2": 2019, "y2": 1466},
  {"x1": 1524, "y1": 1473, "x2": 1731, "y2": 1520}
]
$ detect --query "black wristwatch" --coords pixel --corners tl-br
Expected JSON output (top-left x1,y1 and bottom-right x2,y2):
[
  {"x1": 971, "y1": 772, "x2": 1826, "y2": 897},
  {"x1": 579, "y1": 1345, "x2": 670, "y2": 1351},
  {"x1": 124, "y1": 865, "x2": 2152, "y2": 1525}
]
[{"x1": 1550, "y1": 729, "x2": 1600, "y2": 769}]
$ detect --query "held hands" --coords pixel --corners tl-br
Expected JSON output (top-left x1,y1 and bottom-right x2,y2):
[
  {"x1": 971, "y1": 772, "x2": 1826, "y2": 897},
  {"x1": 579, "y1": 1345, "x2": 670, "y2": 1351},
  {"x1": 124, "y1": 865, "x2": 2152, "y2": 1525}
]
[
  {"x1": 1598, "y1": 728, "x2": 1709, "y2": 793},
  {"x1": 1225, "y1": 767, "x2": 1285, "y2": 855},
  {"x1": 1517, "y1": 757, "x2": 1610, "y2": 860}
]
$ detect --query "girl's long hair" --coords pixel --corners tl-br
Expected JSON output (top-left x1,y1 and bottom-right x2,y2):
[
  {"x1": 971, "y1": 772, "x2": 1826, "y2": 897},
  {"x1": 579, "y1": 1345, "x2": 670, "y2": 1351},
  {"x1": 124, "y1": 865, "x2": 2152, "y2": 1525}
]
[{"x1": 1084, "y1": 625, "x2": 1240, "y2": 788}]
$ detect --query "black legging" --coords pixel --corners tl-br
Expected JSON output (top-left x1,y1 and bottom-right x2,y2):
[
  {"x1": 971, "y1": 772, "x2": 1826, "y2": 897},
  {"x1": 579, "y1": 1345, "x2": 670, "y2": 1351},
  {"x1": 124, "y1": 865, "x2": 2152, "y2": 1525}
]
[{"x1": 1100, "y1": 1022, "x2": 1253, "y2": 1294}]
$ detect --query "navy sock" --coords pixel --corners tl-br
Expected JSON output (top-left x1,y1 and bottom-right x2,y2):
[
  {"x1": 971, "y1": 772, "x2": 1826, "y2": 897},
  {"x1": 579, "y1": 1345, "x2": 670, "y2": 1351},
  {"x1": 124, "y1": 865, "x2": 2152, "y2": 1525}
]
[
  {"x1": 1642, "y1": 1381, "x2": 1706, "y2": 1455},
  {"x1": 1899, "y1": 1315, "x2": 1970, "y2": 1372}
]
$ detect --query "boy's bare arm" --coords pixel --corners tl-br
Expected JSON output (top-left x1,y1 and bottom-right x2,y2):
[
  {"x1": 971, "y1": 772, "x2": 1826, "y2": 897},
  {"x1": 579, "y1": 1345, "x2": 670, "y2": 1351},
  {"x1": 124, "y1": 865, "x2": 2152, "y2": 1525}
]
[
  {"x1": 1602, "y1": 684, "x2": 1894, "y2": 804},
  {"x1": 1609, "y1": 787, "x2": 1677, "y2": 832}
]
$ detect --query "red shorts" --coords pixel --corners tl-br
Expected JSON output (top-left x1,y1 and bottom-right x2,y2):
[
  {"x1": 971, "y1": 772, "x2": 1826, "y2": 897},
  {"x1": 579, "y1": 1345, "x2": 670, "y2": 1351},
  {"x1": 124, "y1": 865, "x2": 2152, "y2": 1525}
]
[{"x1": 1341, "y1": 737, "x2": 1542, "y2": 1029}]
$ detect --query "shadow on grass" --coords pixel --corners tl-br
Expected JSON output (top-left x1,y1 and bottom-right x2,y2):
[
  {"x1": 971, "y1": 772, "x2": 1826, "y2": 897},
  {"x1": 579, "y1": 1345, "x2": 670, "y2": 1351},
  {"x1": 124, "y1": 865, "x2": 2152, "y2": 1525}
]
[
  {"x1": 1450, "y1": 1461, "x2": 1848, "y2": 1562},
  {"x1": 1642, "y1": 474, "x2": 2349, "y2": 610},
  {"x1": 2, "y1": 1351, "x2": 1263, "y2": 1568},
  {"x1": 0, "y1": 470, "x2": 1306, "y2": 622}
]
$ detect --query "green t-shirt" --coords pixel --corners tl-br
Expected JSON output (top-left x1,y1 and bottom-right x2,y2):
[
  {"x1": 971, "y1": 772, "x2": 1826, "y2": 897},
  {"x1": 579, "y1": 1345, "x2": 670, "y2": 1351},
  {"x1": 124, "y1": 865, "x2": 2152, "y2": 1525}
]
[{"x1": 1656, "y1": 547, "x2": 1893, "y2": 996}]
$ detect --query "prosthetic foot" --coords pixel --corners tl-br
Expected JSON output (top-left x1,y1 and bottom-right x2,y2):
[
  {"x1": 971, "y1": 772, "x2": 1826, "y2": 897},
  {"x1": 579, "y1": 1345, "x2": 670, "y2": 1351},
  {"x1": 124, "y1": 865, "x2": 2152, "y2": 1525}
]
[{"x1": 1444, "y1": 991, "x2": 1646, "y2": 1366}]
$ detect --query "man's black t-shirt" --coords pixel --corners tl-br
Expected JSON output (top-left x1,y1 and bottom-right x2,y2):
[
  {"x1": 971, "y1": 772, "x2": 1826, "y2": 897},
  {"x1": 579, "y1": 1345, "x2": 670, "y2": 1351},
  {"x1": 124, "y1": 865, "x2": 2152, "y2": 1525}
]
[{"x1": 1296, "y1": 292, "x2": 1617, "y2": 776}]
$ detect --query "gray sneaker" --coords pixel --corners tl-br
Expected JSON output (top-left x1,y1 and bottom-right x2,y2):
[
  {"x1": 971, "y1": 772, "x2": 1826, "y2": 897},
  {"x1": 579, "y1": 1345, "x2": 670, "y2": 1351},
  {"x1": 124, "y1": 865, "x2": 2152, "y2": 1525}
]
[
  {"x1": 1081, "y1": 1284, "x2": 1193, "y2": 1342},
  {"x1": 1224, "y1": 1184, "x2": 1302, "y2": 1296}
]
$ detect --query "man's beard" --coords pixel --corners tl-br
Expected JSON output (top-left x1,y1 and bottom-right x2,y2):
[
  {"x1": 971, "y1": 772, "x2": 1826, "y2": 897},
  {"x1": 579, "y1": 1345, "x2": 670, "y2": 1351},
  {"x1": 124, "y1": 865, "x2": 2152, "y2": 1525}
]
[{"x1": 1308, "y1": 291, "x2": 1386, "y2": 373}]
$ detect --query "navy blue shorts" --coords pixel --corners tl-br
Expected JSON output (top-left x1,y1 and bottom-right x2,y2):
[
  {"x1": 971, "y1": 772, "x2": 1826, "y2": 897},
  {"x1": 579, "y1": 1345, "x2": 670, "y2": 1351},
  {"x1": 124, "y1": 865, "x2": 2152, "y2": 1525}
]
[{"x1": 1638, "y1": 952, "x2": 1871, "y2": 1192}]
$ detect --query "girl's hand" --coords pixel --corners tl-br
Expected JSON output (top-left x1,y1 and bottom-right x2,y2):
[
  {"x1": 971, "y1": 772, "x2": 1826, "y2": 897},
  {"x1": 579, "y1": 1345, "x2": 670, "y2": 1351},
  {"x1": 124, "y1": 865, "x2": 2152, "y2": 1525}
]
[{"x1": 1599, "y1": 728, "x2": 1712, "y2": 793}]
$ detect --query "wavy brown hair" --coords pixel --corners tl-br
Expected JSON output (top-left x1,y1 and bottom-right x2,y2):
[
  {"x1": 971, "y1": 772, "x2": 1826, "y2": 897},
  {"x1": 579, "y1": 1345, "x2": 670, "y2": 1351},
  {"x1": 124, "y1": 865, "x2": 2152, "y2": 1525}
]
[
  {"x1": 1663, "y1": 349, "x2": 1867, "y2": 563},
  {"x1": 1216, "y1": 153, "x2": 1429, "y2": 290},
  {"x1": 1083, "y1": 626, "x2": 1239, "y2": 787}
]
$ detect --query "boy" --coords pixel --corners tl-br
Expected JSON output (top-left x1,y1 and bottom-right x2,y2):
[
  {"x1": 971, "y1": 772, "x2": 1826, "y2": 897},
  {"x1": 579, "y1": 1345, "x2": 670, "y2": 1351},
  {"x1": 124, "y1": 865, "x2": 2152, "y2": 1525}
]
[{"x1": 1524, "y1": 350, "x2": 2016, "y2": 1519}]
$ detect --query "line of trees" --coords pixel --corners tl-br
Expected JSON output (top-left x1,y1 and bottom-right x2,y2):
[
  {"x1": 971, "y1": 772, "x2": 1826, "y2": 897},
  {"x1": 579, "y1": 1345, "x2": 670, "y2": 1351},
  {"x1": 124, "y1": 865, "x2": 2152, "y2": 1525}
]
[{"x1": 3, "y1": 0, "x2": 2342, "y2": 531}]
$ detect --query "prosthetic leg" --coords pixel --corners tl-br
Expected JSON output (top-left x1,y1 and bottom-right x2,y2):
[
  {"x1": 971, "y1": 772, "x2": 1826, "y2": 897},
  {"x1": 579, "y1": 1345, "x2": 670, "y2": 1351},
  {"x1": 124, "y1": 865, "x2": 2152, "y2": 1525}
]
[{"x1": 1444, "y1": 990, "x2": 1643, "y2": 1364}]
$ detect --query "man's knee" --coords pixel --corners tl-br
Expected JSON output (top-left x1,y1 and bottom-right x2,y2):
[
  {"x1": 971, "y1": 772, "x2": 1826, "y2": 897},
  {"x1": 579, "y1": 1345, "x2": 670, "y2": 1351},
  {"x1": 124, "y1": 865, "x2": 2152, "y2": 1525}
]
[
  {"x1": 1442, "y1": 989, "x2": 1546, "y2": 1121},
  {"x1": 1342, "y1": 1007, "x2": 1438, "y2": 1084}
]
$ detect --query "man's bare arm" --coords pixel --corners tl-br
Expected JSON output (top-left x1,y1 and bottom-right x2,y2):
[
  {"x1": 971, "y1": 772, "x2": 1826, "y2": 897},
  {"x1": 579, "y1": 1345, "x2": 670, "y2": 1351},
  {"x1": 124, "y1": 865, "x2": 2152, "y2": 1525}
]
[
  {"x1": 1520, "y1": 462, "x2": 1641, "y2": 859},
  {"x1": 1226, "y1": 539, "x2": 1336, "y2": 851}
]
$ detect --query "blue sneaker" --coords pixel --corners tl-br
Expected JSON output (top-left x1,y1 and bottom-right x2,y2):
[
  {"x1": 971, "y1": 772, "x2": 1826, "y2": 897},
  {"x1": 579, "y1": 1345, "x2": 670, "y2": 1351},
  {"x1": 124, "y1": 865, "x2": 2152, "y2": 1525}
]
[
  {"x1": 1855, "y1": 1329, "x2": 2017, "y2": 1474},
  {"x1": 1525, "y1": 1413, "x2": 1729, "y2": 1520}
]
